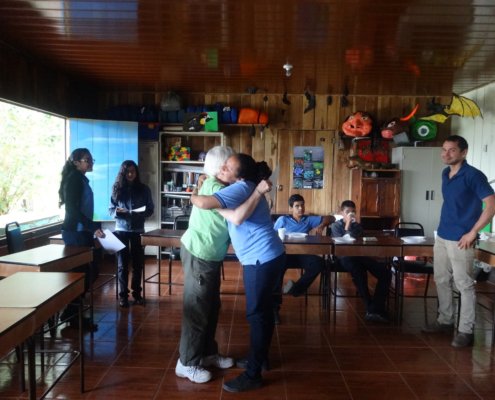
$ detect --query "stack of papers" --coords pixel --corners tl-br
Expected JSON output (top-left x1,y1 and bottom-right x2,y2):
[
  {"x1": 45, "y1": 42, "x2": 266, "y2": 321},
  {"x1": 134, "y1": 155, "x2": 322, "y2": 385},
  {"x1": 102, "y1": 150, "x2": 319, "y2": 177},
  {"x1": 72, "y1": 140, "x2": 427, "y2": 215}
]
[
  {"x1": 333, "y1": 237, "x2": 356, "y2": 244},
  {"x1": 287, "y1": 232, "x2": 308, "y2": 238},
  {"x1": 401, "y1": 236, "x2": 426, "y2": 244},
  {"x1": 97, "y1": 229, "x2": 126, "y2": 254}
]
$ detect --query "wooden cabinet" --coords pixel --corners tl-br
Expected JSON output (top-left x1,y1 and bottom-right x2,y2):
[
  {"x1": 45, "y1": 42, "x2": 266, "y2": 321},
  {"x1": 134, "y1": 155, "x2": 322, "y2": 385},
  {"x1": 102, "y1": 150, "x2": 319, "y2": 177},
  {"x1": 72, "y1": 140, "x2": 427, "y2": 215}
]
[
  {"x1": 139, "y1": 141, "x2": 160, "y2": 255},
  {"x1": 351, "y1": 168, "x2": 401, "y2": 230},
  {"x1": 159, "y1": 128, "x2": 225, "y2": 228}
]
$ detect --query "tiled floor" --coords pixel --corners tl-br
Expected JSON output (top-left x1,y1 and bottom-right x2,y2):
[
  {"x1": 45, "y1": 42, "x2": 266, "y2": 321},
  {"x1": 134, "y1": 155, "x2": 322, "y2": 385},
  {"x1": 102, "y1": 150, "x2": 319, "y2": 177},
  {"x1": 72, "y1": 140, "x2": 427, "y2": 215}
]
[{"x1": 2, "y1": 256, "x2": 495, "y2": 399}]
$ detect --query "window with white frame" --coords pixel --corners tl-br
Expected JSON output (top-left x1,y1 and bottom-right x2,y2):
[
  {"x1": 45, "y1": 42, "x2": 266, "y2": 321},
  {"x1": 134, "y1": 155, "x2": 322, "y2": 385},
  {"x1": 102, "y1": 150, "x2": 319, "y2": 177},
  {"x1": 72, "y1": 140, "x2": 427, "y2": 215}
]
[{"x1": 0, "y1": 99, "x2": 66, "y2": 236}]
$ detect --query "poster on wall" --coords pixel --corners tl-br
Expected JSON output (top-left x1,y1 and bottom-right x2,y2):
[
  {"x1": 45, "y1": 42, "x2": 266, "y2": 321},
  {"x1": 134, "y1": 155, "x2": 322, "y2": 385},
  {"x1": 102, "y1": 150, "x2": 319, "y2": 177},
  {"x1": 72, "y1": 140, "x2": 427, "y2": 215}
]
[{"x1": 293, "y1": 146, "x2": 324, "y2": 189}]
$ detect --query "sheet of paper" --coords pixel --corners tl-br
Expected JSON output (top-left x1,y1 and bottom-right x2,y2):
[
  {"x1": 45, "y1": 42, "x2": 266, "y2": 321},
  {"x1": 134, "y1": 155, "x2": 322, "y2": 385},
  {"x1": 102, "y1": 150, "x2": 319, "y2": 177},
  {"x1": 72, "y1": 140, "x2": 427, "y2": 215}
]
[
  {"x1": 132, "y1": 205, "x2": 146, "y2": 212},
  {"x1": 97, "y1": 229, "x2": 126, "y2": 254}
]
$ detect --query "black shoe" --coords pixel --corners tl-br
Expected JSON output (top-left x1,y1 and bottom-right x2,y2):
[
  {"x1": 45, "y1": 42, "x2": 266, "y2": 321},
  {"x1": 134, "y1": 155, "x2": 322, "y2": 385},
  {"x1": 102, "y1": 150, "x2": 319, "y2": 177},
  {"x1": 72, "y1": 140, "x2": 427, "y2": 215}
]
[
  {"x1": 133, "y1": 295, "x2": 144, "y2": 306},
  {"x1": 365, "y1": 312, "x2": 389, "y2": 323},
  {"x1": 60, "y1": 305, "x2": 77, "y2": 323},
  {"x1": 223, "y1": 372, "x2": 262, "y2": 393},
  {"x1": 119, "y1": 298, "x2": 129, "y2": 308},
  {"x1": 273, "y1": 309, "x2": 280, "y2": 325},
  {"x1": 235, "y1": 358, "x2": 270, "y2": 371},
  {"x1": 451, "y1": 332, "x2": 474, "y2": 348}
]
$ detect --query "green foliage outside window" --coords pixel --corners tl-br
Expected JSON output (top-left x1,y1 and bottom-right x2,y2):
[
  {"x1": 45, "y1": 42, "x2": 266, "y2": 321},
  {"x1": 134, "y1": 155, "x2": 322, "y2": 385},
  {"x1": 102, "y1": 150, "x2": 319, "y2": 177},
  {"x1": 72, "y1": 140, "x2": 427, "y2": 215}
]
[{"x1": 0, "y1": 101, "x2": 65, "y2": 235}]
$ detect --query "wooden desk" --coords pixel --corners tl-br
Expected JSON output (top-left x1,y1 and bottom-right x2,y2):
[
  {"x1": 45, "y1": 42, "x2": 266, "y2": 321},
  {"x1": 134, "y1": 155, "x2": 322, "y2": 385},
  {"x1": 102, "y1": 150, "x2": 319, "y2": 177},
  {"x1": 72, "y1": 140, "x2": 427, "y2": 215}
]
[
  {"x1": 332, "y1": 237, "x2": 436, "y2": 324},
  {"x1": 141, "y1": 229, "x2": 333, "y2": 255},
  {"x1": 0, "y1": 244, "x2": 95, "y2": 330},
  {"x1": 401, "y1": 238, "x2": 495, "y2": 265},
  {"x1": 48, "y1": 234, "x2": 64, "y2": 245},
  {"x1": 141, "y1": 229, "x2": 185, "y2": 297},
  {"x1": 283, "y1": 235, "x2": 333, "y2": 255},
  {"x1": 332, "y1": 237, "x2": 403, "y2": 257},
  {"x1": 49, "y1": 234, "x2": 102, "y2": 249},
  {"x1": 0, "y1": 307, "x2": 36, "y2": 357},
  {"x1": 141, "y1": 229, "x2": 184, "y2": 249},
  {"x1": 0, "y1": 244, "x2": 93, "y2": 277},
  {"x1": 0, "y1": 272, "x2": 85, "y2": 399},
  {"x1": 0, "y1": 272, "x2": 86, "y2": 323},
  {"x1": 0, "y1": 307, "x2": 36, "y2": 396},
  {"x1": 141, "y1": 229, "x2": 334, "y2": 296},
  {"x1": 476, "y1": 241, "x2": 495, "y2": 266},
  {"x1": 401, "y1": 238, "x2": 435, "y2": 257}
]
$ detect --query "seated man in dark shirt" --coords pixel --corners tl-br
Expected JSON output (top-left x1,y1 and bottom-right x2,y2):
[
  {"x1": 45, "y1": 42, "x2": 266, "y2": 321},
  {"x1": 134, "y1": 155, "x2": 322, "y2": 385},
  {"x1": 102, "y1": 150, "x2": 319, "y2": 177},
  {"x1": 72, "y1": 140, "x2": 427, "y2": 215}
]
[
  {"x1": 331, "y1": 200, "x2": 391, "y2": 323},
  {"x1": 273, "y1": 194, "x2": 334, "y2": 322}
]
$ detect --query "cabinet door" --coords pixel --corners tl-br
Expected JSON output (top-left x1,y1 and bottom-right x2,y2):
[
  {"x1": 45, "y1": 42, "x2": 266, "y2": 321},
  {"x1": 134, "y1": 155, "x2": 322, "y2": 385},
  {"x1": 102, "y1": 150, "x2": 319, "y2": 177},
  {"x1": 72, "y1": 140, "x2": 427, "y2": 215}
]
[
  {"x1": 361, "y1": 180, "x2": 380, "y2": 216},
  {"x1": 379, "y1": 179, "x2": 400, "y2": 217},
  {"x1": 139, "y1": 141, "x2": 159, "y2": 230},
  {"x1": 426, "y1": 151, "x2": 444, "y2": 236},
  {"x1": 398, "y1": 147, "x2": 443, "y2": 236},
  {"x1": 139, "y1": 141, "x2": 159, "y2": 255}
]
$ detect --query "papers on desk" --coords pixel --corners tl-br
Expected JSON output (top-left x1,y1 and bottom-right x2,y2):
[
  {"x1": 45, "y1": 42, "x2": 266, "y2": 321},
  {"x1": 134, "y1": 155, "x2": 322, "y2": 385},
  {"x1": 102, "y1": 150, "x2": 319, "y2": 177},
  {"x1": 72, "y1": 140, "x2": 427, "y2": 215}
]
[
  {"x1": 97, "y1": 229, "x2": 126, "y2": 254},
  {"x1": 333, "y1": 236, "x2": 356, "y2": 244},
  {"x1": 287, "y1": 232, "x2": 308, "y2": 238},
  {"x1": 401, "y1": 236, "x2": 426, "y2": 244}
]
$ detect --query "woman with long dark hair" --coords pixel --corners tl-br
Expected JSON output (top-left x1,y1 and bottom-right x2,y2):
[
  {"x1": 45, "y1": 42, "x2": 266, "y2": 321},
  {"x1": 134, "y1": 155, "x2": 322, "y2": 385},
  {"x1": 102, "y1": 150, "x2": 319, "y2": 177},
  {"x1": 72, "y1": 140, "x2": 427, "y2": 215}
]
[
  {"x1": 110, "y1": 160, "x2": 154, "y2": 307},
  {"x1": 59, "y1": 148, "x2": 105, "y2": 244},
  {"x1": 191, "y1": 153, "x2": 285, "y2": 392},
  {"x1": 59, "y1": 147, "x2": 105, "y2": 329}
]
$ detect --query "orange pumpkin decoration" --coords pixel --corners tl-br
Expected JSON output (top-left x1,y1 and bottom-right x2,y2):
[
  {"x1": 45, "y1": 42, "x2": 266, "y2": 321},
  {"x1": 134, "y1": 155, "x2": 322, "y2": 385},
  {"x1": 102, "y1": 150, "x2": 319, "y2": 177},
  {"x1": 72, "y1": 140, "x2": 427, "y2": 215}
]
[{"x1": 342, "y1": 111, "x2": 373, "y2": 137}]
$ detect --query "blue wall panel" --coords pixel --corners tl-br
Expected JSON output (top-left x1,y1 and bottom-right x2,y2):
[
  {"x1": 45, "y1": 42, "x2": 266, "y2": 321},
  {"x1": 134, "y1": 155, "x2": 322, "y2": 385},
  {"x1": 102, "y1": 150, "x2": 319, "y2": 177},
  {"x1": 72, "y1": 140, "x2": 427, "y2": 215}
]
[{"x1": 69, "y1": 119, "x2": 138, "y2": 221}]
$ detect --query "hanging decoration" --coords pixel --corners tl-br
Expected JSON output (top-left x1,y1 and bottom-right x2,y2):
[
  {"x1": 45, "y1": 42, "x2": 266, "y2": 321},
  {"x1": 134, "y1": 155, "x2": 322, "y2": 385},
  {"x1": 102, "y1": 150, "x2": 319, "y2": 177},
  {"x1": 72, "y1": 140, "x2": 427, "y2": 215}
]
[
  {"x1": 420, "y1": 93, "x2": 482, "y2": 123},
  {"x1": 341, "y1": 111, "x2": 373, "y2": 137}
]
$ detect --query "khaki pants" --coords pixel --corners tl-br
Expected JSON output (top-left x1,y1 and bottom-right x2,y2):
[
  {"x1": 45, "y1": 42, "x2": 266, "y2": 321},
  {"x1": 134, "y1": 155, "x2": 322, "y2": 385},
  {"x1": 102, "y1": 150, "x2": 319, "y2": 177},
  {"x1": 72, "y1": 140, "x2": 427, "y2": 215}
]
[
  {"x1": 178, "y1": 246, "x2": 222, "y2": 366},
  {"x1": 433, "y1": 236, "x2": 476, "y2": 334}
]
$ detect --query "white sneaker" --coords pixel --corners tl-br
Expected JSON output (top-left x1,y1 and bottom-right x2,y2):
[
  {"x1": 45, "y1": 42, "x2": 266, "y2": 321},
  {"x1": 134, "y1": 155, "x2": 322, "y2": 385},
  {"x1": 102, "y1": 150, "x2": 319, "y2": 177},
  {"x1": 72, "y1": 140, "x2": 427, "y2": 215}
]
[
  {"x1": 175, "y1": 359, "x2": 212, "y2": 383},
  {"x1": 201, "y1": 354, "x2": 234, "y2": 369},
  {"x1": 283, "y1": 280, "x2": 295, "y2": 294}
]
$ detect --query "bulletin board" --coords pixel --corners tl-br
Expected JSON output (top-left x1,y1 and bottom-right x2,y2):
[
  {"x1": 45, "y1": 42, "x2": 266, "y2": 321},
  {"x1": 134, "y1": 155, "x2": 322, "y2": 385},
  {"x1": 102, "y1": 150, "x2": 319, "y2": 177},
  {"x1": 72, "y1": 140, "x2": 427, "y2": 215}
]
[{"x1": 293, "y1": 146, "x2": 324, "y2": 189}]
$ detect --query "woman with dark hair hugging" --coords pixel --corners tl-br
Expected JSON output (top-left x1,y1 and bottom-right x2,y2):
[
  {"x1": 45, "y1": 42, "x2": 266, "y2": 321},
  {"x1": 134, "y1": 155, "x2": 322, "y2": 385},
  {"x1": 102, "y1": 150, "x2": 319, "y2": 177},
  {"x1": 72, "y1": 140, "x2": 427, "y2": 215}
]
[{"x1": 191, "y1": 153, "x2": 285, "y2": 393}]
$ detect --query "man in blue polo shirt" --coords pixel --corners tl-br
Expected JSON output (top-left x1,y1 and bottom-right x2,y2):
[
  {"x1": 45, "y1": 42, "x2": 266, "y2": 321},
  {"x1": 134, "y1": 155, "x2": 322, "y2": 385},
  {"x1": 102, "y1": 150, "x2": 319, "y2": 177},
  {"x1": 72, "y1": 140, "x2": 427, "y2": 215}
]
[
  {"x1": 273, "y1": 194, "x2": 334, "y2": 322},
  {"x1": 422, "y1": 135, "x2": 495, "y2": 348}
]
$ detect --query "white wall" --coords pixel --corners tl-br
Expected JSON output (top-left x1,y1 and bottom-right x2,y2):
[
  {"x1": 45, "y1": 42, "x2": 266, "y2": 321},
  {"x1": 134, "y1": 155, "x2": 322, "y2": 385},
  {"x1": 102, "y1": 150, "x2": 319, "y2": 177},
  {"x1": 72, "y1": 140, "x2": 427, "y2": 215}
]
[
  {"x1": 451, "y1": 83, "x2": 495, "y2": 232},
  {"x1": 452, "y1": 83, "x2": 495, "y2": 179}
]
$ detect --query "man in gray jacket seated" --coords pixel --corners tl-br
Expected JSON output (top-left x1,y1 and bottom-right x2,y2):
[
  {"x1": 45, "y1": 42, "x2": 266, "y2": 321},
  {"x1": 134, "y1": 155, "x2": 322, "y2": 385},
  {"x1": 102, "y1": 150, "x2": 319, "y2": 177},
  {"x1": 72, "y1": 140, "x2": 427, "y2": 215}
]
[{"x1": 331, "y1": 200, "x2": 391, "y2": 323}]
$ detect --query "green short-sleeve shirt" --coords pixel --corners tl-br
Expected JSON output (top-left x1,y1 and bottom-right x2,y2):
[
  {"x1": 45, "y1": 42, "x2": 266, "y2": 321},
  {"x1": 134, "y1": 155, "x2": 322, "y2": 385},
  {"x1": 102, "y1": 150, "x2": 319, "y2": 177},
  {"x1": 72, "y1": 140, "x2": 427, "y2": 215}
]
[{"x1": 180, "y1": 177, "x2": 230, "y2": 261}]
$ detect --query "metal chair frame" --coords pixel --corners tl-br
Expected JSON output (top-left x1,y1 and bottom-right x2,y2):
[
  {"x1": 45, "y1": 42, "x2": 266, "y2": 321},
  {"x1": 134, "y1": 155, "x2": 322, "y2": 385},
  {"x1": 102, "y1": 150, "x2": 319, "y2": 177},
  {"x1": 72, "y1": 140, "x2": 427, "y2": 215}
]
[{"x1": 392, "y1": 222, "x2": 435, "y2": 323}]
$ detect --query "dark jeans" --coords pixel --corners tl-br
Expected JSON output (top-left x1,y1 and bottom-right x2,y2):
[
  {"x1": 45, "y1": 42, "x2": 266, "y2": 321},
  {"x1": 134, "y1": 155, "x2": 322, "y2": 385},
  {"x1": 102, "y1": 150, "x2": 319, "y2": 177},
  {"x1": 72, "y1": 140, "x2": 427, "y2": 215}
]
[
  {"x1": 179, "y1": 247, "x2": 222, "y2": 366},
  {"x1": 243, "y1": 252, "x2": 286, "y2": 379},
  {"x1": 274, "y1": 254, "x2": 324, "y2": 308},
  {"x1": 62, "y1": 230, "x2": 99, "y2": 291},
  {"x1": 338, "y1": 256, "x2": 391, "y2": 314},
  {"x1": 114, "y1": 231, "x2": 144, "y2": 299},
  {"x1": 61, "y1": 230, "x2": 100, "y2": 319}
]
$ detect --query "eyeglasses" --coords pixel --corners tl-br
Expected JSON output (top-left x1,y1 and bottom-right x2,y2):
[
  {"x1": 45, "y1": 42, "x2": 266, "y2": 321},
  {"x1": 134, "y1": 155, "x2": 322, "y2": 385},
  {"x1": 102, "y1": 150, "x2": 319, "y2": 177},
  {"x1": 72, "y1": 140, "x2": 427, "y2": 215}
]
[{"x1": 80, "y1": 158, "x2": 95, "y2": 164}]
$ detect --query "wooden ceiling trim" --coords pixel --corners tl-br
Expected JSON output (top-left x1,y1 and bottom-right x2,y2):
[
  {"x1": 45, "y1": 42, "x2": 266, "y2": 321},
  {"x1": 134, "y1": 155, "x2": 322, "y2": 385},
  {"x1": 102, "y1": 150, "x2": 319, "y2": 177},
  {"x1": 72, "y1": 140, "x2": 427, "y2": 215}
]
[{"x1": 1, "y1": 0, "x2": 495, "y2": 95}]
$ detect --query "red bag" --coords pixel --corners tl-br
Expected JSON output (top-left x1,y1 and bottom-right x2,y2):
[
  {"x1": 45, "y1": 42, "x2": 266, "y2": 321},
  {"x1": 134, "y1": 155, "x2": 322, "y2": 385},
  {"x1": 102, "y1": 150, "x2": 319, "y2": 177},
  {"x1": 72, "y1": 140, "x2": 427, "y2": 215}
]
[
  {"x1": 356, "y1": 139, "x2": 390, "y2": 163},
  {"x1": 237, "y1": 108, "x2": 268, "y2": 124}
]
